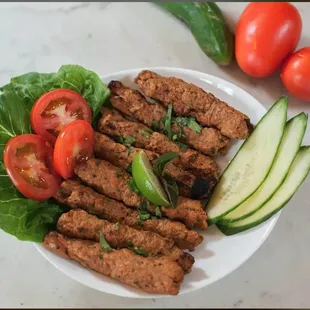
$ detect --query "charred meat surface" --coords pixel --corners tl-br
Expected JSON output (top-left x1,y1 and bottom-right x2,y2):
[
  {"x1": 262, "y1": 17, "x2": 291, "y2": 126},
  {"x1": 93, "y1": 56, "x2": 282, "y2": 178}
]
[
  {"x1": 135, "y1": 70, "x2": 252, "y2": 139},
  {"x1": 75, "y1": 158, "x2": 207, "y2": 230},
  {"x1": 109, "y1": 80, "x2": 230, "y2": 156},
  {"x1": 97, "y1": 108, "x2": 219, "y2": 180},
  {"x1": 57, "y1": 209, "x2": 194, "y2": 272},
  {"x1": 44, "y1": 232, "x2": 184, "y2": 295},
  {"x1": 54, "y1": 180, "x2": 203, "y2": 250}
]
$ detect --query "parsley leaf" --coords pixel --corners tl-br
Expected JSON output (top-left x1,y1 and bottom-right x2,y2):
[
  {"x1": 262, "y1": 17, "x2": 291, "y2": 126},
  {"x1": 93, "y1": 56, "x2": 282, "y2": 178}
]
[
  {"x1": 173, "y1": 116, "x2": 201, "y2": 133},
  {"x1": 99, "y1": 232, "x2": 113, "y2": 252},
  {"x1": 131, "y1": 247, "x2": 148, "y2": 257},
  {"x1": 127, "y1": 178, "x2": 141, "y2": 195},
  {"x1": 127, "y1": 148, "x2": 135, "y2": 156},
  {"x1": 161, "y1": 104, "x2": 173, "y2": 140},
  {"x1": 119, "y1": 136, "x2": 136, "y2": 147},
  {"x1": 155, "y1": 206, "x2": 162, "y2": 218},
  {"x1": 141, "y1": 130, "x2": 151, "y2": 138}
]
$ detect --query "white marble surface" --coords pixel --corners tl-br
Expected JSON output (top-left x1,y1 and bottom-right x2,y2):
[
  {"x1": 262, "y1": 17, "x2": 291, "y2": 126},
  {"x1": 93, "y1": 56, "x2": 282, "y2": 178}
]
[{"x1": 0, "y1": 2, "x2": 309, "y2": 308}]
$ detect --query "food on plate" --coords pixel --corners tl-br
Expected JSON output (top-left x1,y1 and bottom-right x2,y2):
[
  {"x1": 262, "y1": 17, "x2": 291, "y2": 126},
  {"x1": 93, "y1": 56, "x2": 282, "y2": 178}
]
[
  {"x1": 135, "y1": 70, "x2": 252, "y2": 139},
  {"x1": 220, "y1": 113, "x2": 308, "y2": 223},
  {"x1": 44, "y1": 232, "x2": 184, "y2": 295},
  {"x1": 94, "y1": 132, "x2": 201, "y2": 198},
  {"x1": 54, "y1": 179, "x2": 203, "y2": 250},
  {"x1": 2, "y1": 63, "x2": 310, "y2": 296},
  {"x1": 57, "y1": 209, "x2": 194, "y2": 272},
  {"x1": 97, "y1": 107, "x2": 219, "y2": 180},
  {"x1": 206, "y1": 97, "x2": 288, "y2": 224},
  {"x1": 132, "y1": 149, "x2": 170, "y2": 207},
  {"x1": 235, "y1": 2, "x2": 302, "y2": 78},
  {"x1": 156, "y1": 2, "x2": 234, "y2": 65},
  {"x1": 280, "y1": 47, "x2": 310, "y2": 102},
  {"x1": 30, "y1": 89, "x2": 92, "y2": 145},
  {"x1": 3, "y1": 134, "x2": 61, "y2": 201},
  {"x1": 74, "y1": 158, "x2": 207, "y2": 230},
  {"x1": 54, "y1": 120, "x2": 95, "y2": 179},
  {"x1": 109, "y1": 80, "x2": 230, "y2": 156},
  {"x1": 219, "y1": 146, "x2": 310, "y2": 235}
]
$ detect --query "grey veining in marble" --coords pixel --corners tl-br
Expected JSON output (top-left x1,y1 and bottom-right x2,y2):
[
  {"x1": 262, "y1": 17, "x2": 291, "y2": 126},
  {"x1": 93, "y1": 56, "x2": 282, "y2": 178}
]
[{"x1": 0, "y1": 2, "x2": 309, "y2": 308}]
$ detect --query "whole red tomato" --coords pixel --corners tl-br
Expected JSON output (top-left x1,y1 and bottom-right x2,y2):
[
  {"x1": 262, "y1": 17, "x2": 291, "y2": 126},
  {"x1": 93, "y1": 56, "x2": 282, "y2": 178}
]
[
  {"x1": 281, "y1": 47, "x2": 310, "y2": 102},
  {"x1": 236, "y1": 2, "x2": 302, "y2": 78}
]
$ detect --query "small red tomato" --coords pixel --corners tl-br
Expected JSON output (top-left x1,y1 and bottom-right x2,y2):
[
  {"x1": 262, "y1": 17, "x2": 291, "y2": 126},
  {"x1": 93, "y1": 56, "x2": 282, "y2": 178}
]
[
  {"x1": 236, "y1": 2, "x2": 302, "y2": 77},
  {"x1": 4, "y1": 134, "x2": 61, "y2": 201},
  {"x1": 53, "y1": 120, "x2": 95, "y2": 179},
  {"x1": 281, "y1": 47, "x2": 310, "y2": 102},
  {"x1": 31, "y1": 89, "x2": 92, "y2": 145}
]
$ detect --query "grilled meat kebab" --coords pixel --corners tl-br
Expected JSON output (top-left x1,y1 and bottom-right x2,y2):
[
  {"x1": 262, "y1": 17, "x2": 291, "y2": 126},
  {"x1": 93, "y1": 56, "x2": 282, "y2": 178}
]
[{"x1": 135, "y1": 70, "x2": 252, "y2": 139}]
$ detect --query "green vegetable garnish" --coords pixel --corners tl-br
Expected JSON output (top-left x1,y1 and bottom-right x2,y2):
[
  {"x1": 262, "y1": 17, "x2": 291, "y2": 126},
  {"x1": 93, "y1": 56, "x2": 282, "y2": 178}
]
[
  {"x1": 119, "y1": 136, "x2": 136, "y2": 147},
  {"x1": 99, "y1": 232, "x2": 113, "y2": 252}
]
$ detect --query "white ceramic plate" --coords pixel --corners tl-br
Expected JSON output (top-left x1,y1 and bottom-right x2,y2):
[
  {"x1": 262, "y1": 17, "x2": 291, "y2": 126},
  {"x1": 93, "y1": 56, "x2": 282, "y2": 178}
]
[{"x1": 34, "y1": 67, "x2": 280, "y2": 298}]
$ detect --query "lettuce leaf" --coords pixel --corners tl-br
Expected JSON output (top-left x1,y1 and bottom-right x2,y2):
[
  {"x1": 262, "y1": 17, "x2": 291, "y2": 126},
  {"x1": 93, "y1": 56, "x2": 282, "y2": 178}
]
[
  {"x1": 0, "y1": 162, "x2": 64, "y2": 242},
  {"x1": 0, "y1": 64, "x2": 110, "y2": 242},
  {"x1": 10, "y1": 64, "x2": 110, "y2": 122}
]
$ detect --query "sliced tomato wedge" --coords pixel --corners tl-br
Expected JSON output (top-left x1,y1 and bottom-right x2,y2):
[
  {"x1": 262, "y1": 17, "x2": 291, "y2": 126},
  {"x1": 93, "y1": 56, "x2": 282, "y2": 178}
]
[
  {"x1": 54, "y1": 120, "x2": 95, "y2": 179},
  {"x1": 31, "y1": 89, "x2": 92, "y2": 145},
  {"x1": 4, "y1": 134, "x2": 61, "y2": 201}
]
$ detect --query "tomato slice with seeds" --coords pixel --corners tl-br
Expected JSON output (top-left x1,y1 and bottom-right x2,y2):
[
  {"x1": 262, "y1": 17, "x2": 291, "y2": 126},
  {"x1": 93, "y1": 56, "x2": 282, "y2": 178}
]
[
  {"x1": 4, "y1": 134, "x2": 61, "y2": 201},
  {"x1": 31, "y1": 89, "x2": 92, "y2": 145},
  {"x1": 54, "y1": 120, "x2": 95, "y2": 179}
]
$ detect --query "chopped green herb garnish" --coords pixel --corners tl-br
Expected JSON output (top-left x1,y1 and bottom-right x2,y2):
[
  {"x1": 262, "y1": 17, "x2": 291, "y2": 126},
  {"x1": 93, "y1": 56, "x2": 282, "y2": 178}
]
[
  {"x1": 99, "y1": 232, "x2": 113, "y2": 252},
  {"x1": 127, "y1": 148, "x2": 135, "y2": 156},
  {"x1": 141, "y1": 130, "x2": 151, "y2": 138},
  {"x1": 131, "y1": 247, "x2": 148, "y2": 257},
  {"x1": 127, "y1": 178, "x2": 141, "y2": 195},
  {"x1": 116, "y1": 171, "x2": 121, "y2": 178},
  {"x1": 115, "y1": 222, "x2": 120, "y2": 230},
  {"x1": 161, "y1": 104, "x2": 173, "y2": 140},
  {"x1": 126, "y1": 162, "x2": 133, "y2": 174},
  {"x1": 137, "y1": 200, "x2": 152, "y2": 225},
  {"x1": 155, "y1": 206, "x2": 162, "y2": 218},
  {"x1": 173, "y1": 116, "x2": 201, "y2": 133},
  {"x1": 175, "y1": 141, "x2": 188, "y2": 150},
  {"x1": 152, "y1": 120, "x2": 160, "y2": 131},
  {"x1": 99, "y1": 254, "x2": 103, "y2": 260},
  {"x1": 119, "y1": 136, "x2": 136, "y2": 147},
  {"x1": 127, "y1": 240, "x2": 149, "y2": 257}
]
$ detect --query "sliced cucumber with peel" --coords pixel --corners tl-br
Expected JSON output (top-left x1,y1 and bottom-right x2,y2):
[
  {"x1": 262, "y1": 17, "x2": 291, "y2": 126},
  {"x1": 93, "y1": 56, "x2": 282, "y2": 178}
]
[
  {"x1": 219, "y1": 113, "x2": 308, "y2": 223},
  {"x1": 206, "y1": 97, "x2": 288, "y2": 224},
  {"x1": 218, "y1": 146, "x2": 310, "y2": 235}
]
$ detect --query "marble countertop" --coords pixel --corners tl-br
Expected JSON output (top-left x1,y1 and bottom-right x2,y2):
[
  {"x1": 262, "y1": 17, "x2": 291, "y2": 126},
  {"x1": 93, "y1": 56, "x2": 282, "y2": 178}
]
[{"x1": 0, "y1": 2, "x2": 309, "y2": 308}]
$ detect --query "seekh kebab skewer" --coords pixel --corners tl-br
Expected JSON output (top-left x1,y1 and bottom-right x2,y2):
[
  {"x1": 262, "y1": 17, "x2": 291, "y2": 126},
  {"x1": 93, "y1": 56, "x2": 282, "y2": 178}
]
[
  {"x1": 44, "y1": 232, "x2": 184, "y2": 295},
  {"x1": 57, "y1": 209, "x2": 194, "y2": 272},
  {"x1": 74, "y1": 158, "x2": 208, "y2": 230},
  {"x1": 97, "y1": 107, "x2": 219, "y2": 180},
  {"x1": 109, "y1": 80, "x2": 231, "y2": 156},
  {"x1": 94, "y1": 132, "x2": 215, "y2": 199},
  {"x1": 54, "y1": 180, "x2": 203, "y2": 250},
  {"x1": 135, "y1": 70, "x2": 253, "y2": 139}
]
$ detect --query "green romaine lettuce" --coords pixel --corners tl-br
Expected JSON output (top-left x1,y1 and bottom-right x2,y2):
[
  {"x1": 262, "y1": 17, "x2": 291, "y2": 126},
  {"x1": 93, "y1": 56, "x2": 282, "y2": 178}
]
[{"x1": 0, "y1": 64, "x2": 110, "y2": 242}]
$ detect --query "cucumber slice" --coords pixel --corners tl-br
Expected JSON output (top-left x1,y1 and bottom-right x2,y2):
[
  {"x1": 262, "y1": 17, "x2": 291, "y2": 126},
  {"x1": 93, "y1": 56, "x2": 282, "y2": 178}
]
[
  {"x1": 206, "y1": 97, "x2": 288, "y2": 224},
  {"x1": 220, "y1": 113, "x2": 308, "y2": 223},
  {"x1": 218, "y1": 146, "x2": 310, "y2": 235}
]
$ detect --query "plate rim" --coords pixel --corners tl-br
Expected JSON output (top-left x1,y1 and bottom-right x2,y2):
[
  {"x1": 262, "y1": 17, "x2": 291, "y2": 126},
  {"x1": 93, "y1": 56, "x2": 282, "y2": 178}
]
[{"x1": 34, "y1": 66, "x2": 280, "y2": 299}]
